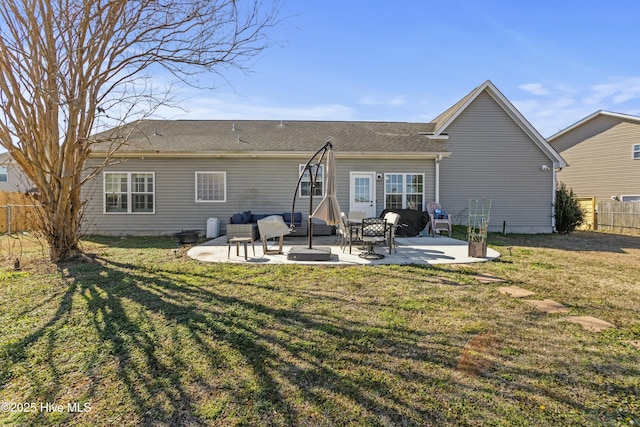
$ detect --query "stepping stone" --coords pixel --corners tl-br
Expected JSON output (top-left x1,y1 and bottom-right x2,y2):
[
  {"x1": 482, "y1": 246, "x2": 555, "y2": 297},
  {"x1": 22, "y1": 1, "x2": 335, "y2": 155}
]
[
  {"x1": 498, "y1": 286, "x2": 535, "y2": 298},
  {"x1": 566, "y1": 316, "x2": 614, "y2": 332},
  {"x1": 474, "y1": 274, "x2": 506, "y2": 284},
  {"x1": 624, "y1": 340, "x2": 640, "y2": 349},
  {"x1": 524, "y1": 299, "x2": 569, "y2": 314}
]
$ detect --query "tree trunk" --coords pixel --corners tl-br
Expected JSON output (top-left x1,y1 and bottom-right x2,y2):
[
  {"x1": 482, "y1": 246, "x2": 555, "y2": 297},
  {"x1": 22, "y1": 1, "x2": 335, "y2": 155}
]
[
  {"x1": 46, "y1": 211, "x2": 82, "y2": 262},
  {"x1": 39, "y1": 170, "x2": 85, "y2": 263},
  {"x1": 0, "y1": 0, "x2": 281, "y2": 263}
]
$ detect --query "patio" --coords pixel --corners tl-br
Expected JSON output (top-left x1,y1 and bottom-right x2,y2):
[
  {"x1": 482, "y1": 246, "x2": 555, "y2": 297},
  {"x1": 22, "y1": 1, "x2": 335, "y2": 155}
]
[{"x1": 187, "y1": 235, "x2": 500, "y2": 265}]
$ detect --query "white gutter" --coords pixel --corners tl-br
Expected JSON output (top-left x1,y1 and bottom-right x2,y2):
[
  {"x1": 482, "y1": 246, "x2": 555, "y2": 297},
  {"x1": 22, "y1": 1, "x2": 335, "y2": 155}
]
[{"x1": 89, "y1": 151, "x2": 451, "y2": 160}]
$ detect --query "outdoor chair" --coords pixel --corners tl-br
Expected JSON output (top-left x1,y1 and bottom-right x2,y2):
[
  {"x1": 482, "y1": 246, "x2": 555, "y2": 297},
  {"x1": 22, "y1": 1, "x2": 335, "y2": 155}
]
[
  {"x1": 359, "y1": 217, "x2": 388, "y2": 259},
  {"x1": 383, "y1": 211, "x2": 401, "y2": 254},
  {"x1": 426, "y1": 202, "x2": 452, "y2": 237},
  {"x1": 337, "y1": 212, "x2": 362, "y2": 254}
]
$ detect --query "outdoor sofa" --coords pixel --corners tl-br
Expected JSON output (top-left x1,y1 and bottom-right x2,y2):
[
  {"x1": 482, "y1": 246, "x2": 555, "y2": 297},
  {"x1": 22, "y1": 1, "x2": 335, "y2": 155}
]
[{"x1": 227, "y1": 211, "x2": 308, "y2": 240}]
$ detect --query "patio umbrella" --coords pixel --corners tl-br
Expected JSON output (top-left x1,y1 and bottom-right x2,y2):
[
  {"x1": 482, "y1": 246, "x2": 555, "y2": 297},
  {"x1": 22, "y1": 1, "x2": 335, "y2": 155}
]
[{"x1": 311, "y1": 146, "x2": 342, "y2": 226}]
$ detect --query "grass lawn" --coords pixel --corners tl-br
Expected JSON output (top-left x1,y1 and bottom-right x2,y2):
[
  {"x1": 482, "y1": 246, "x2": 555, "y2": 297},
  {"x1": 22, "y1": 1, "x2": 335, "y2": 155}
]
[{"x1": 0, "y1": 231, "x2": 638, "y2": 426}]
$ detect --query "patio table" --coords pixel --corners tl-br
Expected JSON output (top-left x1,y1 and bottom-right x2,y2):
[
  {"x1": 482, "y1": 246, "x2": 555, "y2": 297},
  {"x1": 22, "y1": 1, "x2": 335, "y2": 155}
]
[{"x1": 228, "y1": 237, "x2": 255, "y2": 260}]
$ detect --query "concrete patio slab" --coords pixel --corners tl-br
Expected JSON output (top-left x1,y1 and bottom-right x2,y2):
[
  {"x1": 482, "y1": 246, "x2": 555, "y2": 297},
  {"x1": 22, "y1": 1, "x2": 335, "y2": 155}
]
[
  {"x1": 187, "y1": 235, "x2": 500, "y2": 265},
  {"x1": 566, "y1": 316, "x2": 615, "y2": 332},
  {"x1": 524, "y1": 299, "x2": 570, "y2": 314},
  {"x1": 498, "y1": 286, "x2": 535, "y2": 298}
]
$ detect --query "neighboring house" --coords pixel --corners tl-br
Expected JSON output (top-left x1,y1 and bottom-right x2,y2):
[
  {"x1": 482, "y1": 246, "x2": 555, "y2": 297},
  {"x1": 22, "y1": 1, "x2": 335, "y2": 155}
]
[
  {"x1": 548, "y1": 111, "x2": 640, "y2": 203},
  {"x1": 0, "y1": 151, "x2": 30, "y2": 192},
  {"x1": 83, "y1": 80, "x2": 566, "y2": 236}
]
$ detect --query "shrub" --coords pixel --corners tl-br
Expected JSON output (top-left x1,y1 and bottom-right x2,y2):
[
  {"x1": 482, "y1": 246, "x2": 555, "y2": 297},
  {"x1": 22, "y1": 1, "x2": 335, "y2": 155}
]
[{"x1": 555, "y1": 182, "x2": 584, "y2": 234}]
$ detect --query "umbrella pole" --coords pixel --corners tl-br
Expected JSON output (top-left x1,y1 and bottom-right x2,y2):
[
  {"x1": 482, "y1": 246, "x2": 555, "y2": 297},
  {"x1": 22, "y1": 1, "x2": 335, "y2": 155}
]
[
  {"x1": 288, "y1": 140, "x2": 335, "y2": 261},
  {"x1": 290, "y1": 140, "x2": 331, "y2": 250}
]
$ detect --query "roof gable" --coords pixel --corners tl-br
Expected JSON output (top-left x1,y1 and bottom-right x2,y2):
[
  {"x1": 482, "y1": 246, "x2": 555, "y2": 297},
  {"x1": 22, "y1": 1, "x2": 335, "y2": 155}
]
[
  {"x1": 547, "y1": 110, "x2": 640, "y2": 142},
  {"x1": 0, "y1": 152, "x2": 12, "y2": 165},
  {"x1": 432, "y1": 80, "x2": 567, "y2": 168}
]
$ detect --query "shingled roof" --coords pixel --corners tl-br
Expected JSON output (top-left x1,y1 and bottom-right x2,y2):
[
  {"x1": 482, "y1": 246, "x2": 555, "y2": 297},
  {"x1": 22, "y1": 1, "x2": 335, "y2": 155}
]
[{"x1": 91, "y1": 119, "x2": 448, "y2": 158}]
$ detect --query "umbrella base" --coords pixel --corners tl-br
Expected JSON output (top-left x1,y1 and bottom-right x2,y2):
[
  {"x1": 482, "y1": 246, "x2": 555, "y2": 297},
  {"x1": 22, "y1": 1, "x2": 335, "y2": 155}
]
[{"x1": 287, "y1": 247, "x2": 332, "y2": 261}]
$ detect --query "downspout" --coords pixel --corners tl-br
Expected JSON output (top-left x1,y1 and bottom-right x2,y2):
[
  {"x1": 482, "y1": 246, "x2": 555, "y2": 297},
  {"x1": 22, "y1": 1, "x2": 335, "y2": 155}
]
[
  {"x1": 434, "y1": 155, "x2": 441, "y2": 204},
  {"x1": 551, "y1": 165, "x2": 559, "y2": 232}
]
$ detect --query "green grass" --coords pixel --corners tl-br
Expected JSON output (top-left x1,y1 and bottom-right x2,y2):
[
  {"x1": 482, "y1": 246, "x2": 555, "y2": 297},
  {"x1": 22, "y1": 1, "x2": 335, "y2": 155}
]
[{"x1": 0, "y1": 231, "x2": 639, "y2": 426}]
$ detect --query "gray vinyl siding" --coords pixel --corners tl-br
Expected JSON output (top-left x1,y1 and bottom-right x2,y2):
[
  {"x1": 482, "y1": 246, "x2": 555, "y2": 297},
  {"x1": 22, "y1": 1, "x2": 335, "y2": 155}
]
[
  {"x1": 0, "y1": 161, "x2": 31, "y2": 192},
  {"x1": 439, "y1": 92, "x2": 555, "y2": 233},
  {"x1": 343, "y1": 158, "x2": 437, "y2": 216},
  {"x1": 553, "y1": 117, "x2": 640, "y2": 202},
  {"x1": 83, "y1": 157, "x2": 435, "y2": 235}
]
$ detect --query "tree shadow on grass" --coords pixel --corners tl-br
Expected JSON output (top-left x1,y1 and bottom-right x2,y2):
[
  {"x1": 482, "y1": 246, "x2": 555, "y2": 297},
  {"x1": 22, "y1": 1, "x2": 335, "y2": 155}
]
[
  {"x1": 0, "y1": 280, "x2": 78, "y2": 399},
  {"x1": 3, "y1": 255, "x2": 639, "y2": 425},
  {"x1": 72, "y1": 257, "x2": 456, "y2": 425}
]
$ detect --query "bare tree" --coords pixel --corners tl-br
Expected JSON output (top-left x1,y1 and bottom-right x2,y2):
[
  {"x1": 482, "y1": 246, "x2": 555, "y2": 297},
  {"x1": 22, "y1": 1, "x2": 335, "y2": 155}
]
[{"x1": 0, "y1": 0, "x2": 281, "y2": 261}]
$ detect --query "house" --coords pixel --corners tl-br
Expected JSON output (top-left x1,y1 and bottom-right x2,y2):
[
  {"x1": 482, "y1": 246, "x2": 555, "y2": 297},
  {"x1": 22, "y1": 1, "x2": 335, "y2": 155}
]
[
  {"x1": 548, "y1": 111, "x2": 640, "y2": 203},
  {"x1": 0, "y1": 151, "x2": 30, "y2": 192},
  {"x1": 83, "y1": 80, "x2": 567, "y2": 236}
]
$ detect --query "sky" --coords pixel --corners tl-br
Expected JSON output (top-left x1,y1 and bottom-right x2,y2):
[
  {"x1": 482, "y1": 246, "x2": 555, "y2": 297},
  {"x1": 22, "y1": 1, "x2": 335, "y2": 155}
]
[{"x1": 153, "y1": 0, "x2": 640, "y2": 138}]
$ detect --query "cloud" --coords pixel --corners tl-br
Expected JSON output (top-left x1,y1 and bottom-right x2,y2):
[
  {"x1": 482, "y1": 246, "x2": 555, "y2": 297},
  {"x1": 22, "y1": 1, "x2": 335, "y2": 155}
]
[
  {"x1": 358, "y1": 95, "x2": 407, "y2": 107},
  {"x1": 587, "y1": 77, "x2": 640, "y2": 105},
  {"x1": 513, "y1": 77, "x2": 640, "y2": 136},
  {"x1": 518, "y1": 83, "x2": 550, "y2": 96},
  {"x1": 154, "y1": 93, "x2": 355, "y2": 121}
]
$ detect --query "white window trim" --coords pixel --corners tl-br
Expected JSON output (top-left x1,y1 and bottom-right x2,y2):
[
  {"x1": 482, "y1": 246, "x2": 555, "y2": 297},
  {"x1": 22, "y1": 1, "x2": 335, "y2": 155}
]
[
  {"x1": 299, "y1": 164, "x2": 324, "y2": 198},
  {"x1": 103, "y1": 172, "x2": 155, "y2": 214},
  {"x1": 620, "y1": 194, "x2": 640, "y2": 202},
  {"x1": 0, "y1": 166, "x2": 7, "y2": 182},
  {"x1": 633, "y1": 144, "x2": 640, "y2": 159},
  {"x1": 195, "y1": 171, "x2": 227, "y2": 203},
  {"x1": 384, "y1": 173, "x2": 425, "y2": 210}
]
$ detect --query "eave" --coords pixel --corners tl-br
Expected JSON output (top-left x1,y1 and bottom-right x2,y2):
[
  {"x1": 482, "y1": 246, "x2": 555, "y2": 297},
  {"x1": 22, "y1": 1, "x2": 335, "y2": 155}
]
[{"x1": 88, "y1": 151, "x2": 451, "y2": 160}]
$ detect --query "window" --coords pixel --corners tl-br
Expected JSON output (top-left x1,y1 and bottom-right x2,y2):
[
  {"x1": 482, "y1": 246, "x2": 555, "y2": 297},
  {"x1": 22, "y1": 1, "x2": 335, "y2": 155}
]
[
  {"x1": 634, "y1": 144, "x2": 640, "y2": 159},
  {"x1": 384, "y1": 173, "x2": 424, "y2": 210},
  {"x1": 299, "y1": 164, "x2": 324, "y2": 197},
  {"x1": 621, "y1": 195, "x2": 640, "y2": 202},
  {"x1": 0, "y1": 166, "x2": 7, "y2": 182},
  {"x1": 104, "y1": 172, "x2": 154, "y2": 213},
  {"x1": 196, "y1": 172, "x2": 226, "y2": 202}
]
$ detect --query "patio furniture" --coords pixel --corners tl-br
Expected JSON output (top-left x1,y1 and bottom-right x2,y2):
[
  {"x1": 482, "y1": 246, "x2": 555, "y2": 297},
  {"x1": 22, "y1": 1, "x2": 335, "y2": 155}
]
[
  {"x1": 336, "y1": 212, "x2": 349, "y2": 251},
  {"x1": 174, "y1": 230, "x2": 200, "y2": 245},
  {"x1": 337, "y1": 212, "x2": 360, "y2": 253},
  {"x1": 426, "y1": 202, "x2": 452, "y2": 237},
  {"x1": 227, "y1": 237, "x2": 255, "y2": 260},
  {"x1": 342, "y1": 214, "x2": 365, "y2": 254},
  {"x1": 383, "y1": 211, "x2": 401, "y2": 254},
  {"x1": 348, "y1": 210, "x2": 366, "y2": 223},
  {"x1": 226, "y1": 223, "x2": 259, "y2": 241},
  {"x1": 380, "y1": 208, "x2": 430, "y2": 237},
  {"x1": 257, "y1": 215, "x2": 291, "y2": 255},
  {"x1": 310, "y1": 220, "x2": 333, "y2": 236},
  {"x1": 226, "y1": 222, "x2": 257, "y2": 258},
  {"x1": 228, "y1": 211, "x2": 308, "y2": 239},
  {"x1": 359, "y1": 217, "x2": 388, "y2": 259}
]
